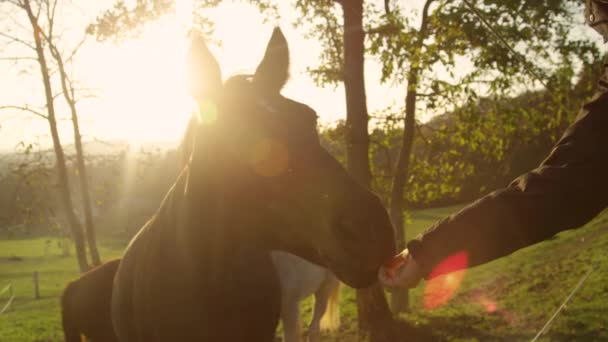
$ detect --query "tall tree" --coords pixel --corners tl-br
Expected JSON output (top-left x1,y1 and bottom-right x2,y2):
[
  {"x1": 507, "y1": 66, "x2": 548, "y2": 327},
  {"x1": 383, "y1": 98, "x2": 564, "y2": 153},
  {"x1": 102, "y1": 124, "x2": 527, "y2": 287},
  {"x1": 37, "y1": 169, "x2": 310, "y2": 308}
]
[
  {"x1": 336, "y1": 1, "x2": 395, "y2": 339},
  {"x1": 0, "y1": 0, "x2": 90, "y2": 272},
  {"x1": 20, "y1": 0, "x2": 90, "y2": 271},
  {"x1": 387, "y1": 0, "x2": 434, "y2": 314},
  {"x1": 44, "y1": 27, "x2": 102, "y2": 266},
  {"x1": 291, "y1": 0, "x2": 395, "y2": 338}
]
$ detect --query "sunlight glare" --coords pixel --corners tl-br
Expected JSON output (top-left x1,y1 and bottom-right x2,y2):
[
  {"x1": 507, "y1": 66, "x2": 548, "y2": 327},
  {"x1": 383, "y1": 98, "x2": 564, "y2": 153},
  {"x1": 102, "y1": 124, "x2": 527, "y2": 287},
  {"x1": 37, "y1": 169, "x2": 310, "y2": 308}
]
[
  {"x1": 423, "y1": 251, "x2": 469, "y2": 310},
  {"x1": 83, "y1": 6, "x2": 196, "y2": 145},
  {"x1": 197, "y1": 100, "x2": 218, "y2": 125}
]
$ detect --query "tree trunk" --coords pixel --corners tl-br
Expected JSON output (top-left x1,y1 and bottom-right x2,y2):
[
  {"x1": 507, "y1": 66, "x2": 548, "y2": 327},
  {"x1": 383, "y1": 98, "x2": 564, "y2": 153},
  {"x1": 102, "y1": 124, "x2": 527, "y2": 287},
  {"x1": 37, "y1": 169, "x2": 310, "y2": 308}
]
[
  {"x1": 389, "y1": 69, "x2": 418, "y2": 313},
  {"x1": 23, "y1": 0, "x2": 89, "y2": 273},
  {"x1": 71, "y1": 104, "x2": 101, "y2": 265},
  {"x1": 388, "y1": 0, "x2": 434, "y2": 314},
  {"x1": 342, "y1": 0, "x2": 372, "y2": 187},
  {"x1": 340, "y1": 0, "x2": 394, "y2": 339},
  {"x1": 49, "y1": 40, "x2": 102, "y2": 266}
]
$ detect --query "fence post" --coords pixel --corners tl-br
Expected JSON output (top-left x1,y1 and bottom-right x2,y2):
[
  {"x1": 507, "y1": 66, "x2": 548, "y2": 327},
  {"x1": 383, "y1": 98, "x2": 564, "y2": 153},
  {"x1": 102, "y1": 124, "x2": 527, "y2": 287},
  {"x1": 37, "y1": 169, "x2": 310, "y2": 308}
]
[{"x1": 33, "y1": 271, "x2": 40, "y2": 300}]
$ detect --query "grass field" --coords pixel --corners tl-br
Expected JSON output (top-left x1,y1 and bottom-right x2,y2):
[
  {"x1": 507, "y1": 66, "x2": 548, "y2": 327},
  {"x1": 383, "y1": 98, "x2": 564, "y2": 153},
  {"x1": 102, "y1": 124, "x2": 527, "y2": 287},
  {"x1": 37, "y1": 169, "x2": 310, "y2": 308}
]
[{"x1": 1, "y1": 205, "x2": 608, "y2": 341}]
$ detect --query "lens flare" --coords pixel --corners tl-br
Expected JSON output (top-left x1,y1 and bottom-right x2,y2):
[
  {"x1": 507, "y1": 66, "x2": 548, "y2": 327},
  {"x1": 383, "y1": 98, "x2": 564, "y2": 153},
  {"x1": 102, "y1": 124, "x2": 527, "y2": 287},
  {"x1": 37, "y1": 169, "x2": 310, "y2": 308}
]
[
  {"x1": 423, "y1": 251, "x2": 468, "y2": 310},
  {"x1": 250, "y1": 138, "x2": 289, "y2": 177}
]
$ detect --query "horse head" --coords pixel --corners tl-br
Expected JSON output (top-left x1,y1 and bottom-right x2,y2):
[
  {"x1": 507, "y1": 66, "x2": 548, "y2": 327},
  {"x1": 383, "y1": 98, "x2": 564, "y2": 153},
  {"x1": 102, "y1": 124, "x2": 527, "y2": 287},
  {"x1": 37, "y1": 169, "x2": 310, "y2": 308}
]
[{"x1": 185, "y1": 28, "x2": 395, "y2": 288}]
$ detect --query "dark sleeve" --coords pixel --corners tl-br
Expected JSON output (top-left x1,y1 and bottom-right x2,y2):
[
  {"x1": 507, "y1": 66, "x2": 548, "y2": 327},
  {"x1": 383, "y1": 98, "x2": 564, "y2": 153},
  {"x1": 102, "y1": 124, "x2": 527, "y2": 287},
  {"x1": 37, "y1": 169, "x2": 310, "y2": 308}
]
[{"x1": 407, "y1": 92, "x2": 608, "y2": 278}]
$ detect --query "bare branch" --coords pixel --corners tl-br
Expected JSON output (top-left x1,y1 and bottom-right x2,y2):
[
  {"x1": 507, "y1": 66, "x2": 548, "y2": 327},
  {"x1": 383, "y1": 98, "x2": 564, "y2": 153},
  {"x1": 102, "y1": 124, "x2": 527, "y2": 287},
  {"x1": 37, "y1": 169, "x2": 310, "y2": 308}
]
[
  {"x1": 0, "y1": 56, "x2": 36, "y2": 61},
  {"x1": 0, "y1": 31, "x2": 35, "y2": 49},
  {"x1": 0, "y1": 105, "x2": 48, "y2": 119},
  {"x1": 46, "y1": 0, "x2": 54, "y2": 38},
  {"x1": 49, "y1": 0, "x2": 58, "y2": 38},
  {"x1": 2, "y1": 0, "x2": 23, "y2": 8},
  {"x1": 34, "y1": 0, "x2": 42, "y2": 20},
  {"x1": 64, "y1": 33, "x2": 86, "y2": 64},
  {"x1": 4, "y1": 6, "x2": 32, "y2": 32},
  {"x1": 75, "y1": 93, "x2": 98, "y2": 102},
  {"x1": 92, "y1": 137, "x2": 118, "y2": 147},
  {"x1": 52, "y1": 91, "x2": 64, "y2": 101}
]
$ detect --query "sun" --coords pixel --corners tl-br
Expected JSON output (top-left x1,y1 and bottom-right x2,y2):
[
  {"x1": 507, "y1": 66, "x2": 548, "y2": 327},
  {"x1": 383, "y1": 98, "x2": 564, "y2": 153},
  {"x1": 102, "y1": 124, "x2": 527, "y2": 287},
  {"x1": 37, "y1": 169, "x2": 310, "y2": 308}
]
[
  {"x1": 84, "y1": 1, "x2": 197, "y2": 145},
  {"x1": 81, "y1": 1, "x2": 281, "y2": 146}
]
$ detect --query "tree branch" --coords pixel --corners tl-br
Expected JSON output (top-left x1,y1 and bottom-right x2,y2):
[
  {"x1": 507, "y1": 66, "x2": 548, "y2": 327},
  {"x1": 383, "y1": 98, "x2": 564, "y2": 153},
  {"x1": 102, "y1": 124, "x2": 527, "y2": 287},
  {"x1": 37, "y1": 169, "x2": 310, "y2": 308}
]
[
  {"x1": 0, "y1": 56, "x2": 37, "y2": 61},
  {"x1": 4, "y1": 5, "x2": 31, "y2": 32},
  {"x1": 0, "y1": 105, "x2": 48, "y2": 119},
  {"x1": 419, "y1": 0, "x2": 436, "y2": 43},
  {"x1": 47, "y1": 0, "x2": 58, "y2": 39},
  {"x1": 417, "y1": 92, "x2": 440, "y2": 97},
  {"x1": 64, "y1": 33, "x2": 86, "y2": 64},
  {"x1": 1, "y1": 0, "x2": 24, "y2": 9},
  {"x1": 0, "y1": 31, "x2": 35, "y2": 49},
  {"x1": 34, "y1": 0, "x2": 42, "y2": 20}
]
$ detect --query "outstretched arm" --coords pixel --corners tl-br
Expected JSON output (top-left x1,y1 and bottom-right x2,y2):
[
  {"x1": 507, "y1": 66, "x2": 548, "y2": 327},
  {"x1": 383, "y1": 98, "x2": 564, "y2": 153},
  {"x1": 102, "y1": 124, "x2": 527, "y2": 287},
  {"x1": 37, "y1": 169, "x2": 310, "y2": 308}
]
[{"x1": 405, "y1": 93, "x2": 608, "y2": 279}]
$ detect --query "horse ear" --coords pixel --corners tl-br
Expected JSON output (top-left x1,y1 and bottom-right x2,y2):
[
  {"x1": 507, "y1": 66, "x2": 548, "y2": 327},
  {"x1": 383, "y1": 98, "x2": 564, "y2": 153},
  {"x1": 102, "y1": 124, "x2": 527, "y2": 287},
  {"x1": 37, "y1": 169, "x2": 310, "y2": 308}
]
[
  {"x1": 253, "y1": 27, "x2": 289, "y2": 94},
  {"x1": 187, "y1": 35, "x2": 222, "y2": 103}
]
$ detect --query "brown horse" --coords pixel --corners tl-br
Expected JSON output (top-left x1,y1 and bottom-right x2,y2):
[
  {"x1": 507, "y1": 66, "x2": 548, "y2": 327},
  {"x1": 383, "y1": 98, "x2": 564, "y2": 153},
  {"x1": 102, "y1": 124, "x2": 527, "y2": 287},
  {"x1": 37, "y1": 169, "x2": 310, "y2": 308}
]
[
  {"x1": 111, "y1": 28, "x2": 395, "y2": 342},
  {"x1": 61, "y1": 259, "x2": 120, "y2": 342}
]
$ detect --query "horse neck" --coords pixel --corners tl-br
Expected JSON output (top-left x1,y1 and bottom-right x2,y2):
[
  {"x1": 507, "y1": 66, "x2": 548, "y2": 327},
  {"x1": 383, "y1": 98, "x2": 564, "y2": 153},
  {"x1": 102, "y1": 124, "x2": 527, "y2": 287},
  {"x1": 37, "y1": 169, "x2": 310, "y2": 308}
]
[{"x1": 180, "y1": 134, "x2": 273, "y2": 263}]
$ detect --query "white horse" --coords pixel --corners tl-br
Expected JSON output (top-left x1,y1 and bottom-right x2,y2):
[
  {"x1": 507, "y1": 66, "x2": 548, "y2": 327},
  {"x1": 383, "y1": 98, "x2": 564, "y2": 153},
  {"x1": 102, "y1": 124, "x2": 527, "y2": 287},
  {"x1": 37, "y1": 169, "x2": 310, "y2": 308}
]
[{"x1": 271, "y1": 251, "x2": 341, "y2": 342}]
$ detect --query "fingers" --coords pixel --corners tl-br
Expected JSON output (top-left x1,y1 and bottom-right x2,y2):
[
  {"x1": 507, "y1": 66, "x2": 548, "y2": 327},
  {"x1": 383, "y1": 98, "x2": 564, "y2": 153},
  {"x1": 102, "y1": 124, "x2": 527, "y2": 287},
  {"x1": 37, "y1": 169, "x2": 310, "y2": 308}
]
[{"x1": 378, "y1": 249, "x2": 422, "y2": 289}]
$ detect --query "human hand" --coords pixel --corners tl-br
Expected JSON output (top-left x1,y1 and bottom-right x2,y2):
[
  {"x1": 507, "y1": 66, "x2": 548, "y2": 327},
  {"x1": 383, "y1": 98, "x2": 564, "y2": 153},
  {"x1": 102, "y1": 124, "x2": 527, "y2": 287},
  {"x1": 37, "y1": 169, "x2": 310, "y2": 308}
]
[{"x1": 378, "y1": 249, "x2": 422, "y2": 289}]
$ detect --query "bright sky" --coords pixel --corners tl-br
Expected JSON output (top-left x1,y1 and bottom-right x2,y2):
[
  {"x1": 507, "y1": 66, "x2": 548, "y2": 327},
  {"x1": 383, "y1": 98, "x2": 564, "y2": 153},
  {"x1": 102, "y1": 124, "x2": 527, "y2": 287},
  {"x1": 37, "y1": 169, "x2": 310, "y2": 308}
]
[
  {"x1": 0, "y1": 1, "x2": 405, "y2": 152},
  {"x1": 0, "y1": 1, "x2": 601, "y2": 153}
]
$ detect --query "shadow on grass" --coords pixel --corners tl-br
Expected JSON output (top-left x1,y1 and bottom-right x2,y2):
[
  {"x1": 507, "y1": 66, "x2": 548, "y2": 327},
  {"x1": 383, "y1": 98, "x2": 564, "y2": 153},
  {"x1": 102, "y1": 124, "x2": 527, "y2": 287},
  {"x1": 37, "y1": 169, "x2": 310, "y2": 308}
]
[{"x1": 394, "y1": 313, "x2": 531, "y2": 342}]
